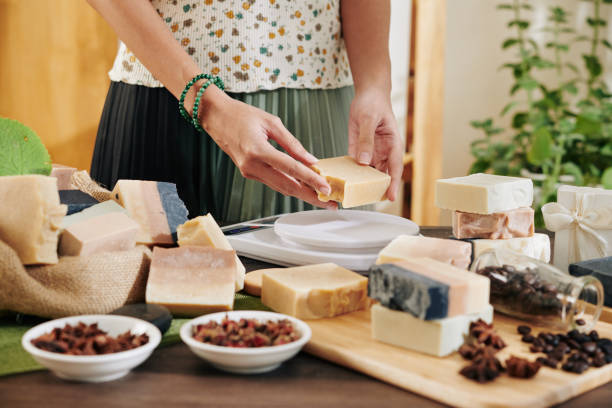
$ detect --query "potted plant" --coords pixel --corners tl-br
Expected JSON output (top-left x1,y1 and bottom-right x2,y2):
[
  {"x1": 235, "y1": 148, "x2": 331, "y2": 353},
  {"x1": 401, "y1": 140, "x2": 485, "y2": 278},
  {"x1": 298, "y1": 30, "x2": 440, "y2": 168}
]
[{"x1": 469, "y1": 0, "x2": 612, "y2": 226}]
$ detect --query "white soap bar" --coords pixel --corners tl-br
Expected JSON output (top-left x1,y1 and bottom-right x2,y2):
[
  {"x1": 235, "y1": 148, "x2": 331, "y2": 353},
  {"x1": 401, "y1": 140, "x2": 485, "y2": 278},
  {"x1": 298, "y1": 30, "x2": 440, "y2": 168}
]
[
  {"x1": 177, "y1": 214, "x2": 245, "y2": 291},
  {"x1": 435, "y1": 173, "x2": 533, "y2": 214},
  {"x1": 471, "y1": 233, "x2": 551, "y2": 263},
  {"x1": 371, "y1": 303, "x2": 494, "y2": 357},
  {"x1": 61, "y1": 200, "x2": 128, "y2": 230}
]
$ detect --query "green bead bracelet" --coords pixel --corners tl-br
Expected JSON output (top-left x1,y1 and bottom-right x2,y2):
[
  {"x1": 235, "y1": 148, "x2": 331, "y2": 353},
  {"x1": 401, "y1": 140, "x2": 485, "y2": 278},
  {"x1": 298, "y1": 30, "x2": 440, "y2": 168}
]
[
  {"x1": 179, "y1": 73, "x2": 226, "y2": 133},
  {"x1": 191, "y1": 79, "x2": 214, "y2": 134},
  {"x1": 178, "y1": 73, "x2": 210, "y2": 122}
]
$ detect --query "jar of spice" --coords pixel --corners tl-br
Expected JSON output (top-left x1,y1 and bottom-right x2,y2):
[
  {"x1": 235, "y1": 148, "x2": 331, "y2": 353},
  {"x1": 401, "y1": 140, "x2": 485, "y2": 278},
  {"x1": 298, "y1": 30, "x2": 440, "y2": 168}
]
[{"x1": 471, "y1": 248, "x2": 604, "y2": 331}]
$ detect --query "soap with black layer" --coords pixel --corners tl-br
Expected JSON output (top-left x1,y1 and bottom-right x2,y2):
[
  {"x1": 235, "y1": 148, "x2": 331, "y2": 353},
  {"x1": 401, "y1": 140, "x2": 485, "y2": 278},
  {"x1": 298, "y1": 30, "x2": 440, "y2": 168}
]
[
  {"x1": 59, "y1": 190, "x2": 99, "y2": 215},
  {"x1": 569, "y1": 257, "x2": 612, "y2": 307}
]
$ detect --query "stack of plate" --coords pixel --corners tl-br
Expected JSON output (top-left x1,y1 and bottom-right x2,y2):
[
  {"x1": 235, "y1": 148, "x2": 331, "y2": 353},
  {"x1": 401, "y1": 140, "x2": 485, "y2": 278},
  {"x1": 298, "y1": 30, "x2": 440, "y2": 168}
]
[{"x1": 225, "y1": 210, "x2": 419, "y2": 272}]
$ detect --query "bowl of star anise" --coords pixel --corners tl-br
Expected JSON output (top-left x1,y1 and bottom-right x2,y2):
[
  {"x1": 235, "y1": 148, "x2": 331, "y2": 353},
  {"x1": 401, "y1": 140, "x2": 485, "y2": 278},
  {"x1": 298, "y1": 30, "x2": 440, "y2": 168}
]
[{"x1": 21, "y1": 315, "x2": 161, "y2": 382}]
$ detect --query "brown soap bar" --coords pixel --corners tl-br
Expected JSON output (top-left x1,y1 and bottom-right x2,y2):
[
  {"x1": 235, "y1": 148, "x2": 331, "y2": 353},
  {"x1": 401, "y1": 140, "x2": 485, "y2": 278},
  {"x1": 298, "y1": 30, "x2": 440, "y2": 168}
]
[{"x1": 452, "y1": 207, "x2": 534, "y2": 239}]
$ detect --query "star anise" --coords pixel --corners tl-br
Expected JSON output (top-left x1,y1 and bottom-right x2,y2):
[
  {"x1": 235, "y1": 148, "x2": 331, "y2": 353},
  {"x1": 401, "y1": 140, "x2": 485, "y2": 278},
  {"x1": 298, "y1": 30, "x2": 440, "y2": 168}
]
[
  {"x1": 505, "y1": 356, "x2": 541, "y2": 379},
  {"x1": 458, "y1": 344, "x2": 493, "y2": 360},
  {"x1": 459, "y1": 349, "x2": 504, "y2": 383},
  {"x1": 470, "y1": 319, "x2": 507, "y2": 350}
]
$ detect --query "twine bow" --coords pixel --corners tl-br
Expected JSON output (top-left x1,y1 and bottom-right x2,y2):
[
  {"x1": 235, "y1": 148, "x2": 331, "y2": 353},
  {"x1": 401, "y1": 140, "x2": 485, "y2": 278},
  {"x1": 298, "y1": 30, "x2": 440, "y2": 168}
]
[{"x1": 542, "y1": 196, "x2": 612, "y2": 264}]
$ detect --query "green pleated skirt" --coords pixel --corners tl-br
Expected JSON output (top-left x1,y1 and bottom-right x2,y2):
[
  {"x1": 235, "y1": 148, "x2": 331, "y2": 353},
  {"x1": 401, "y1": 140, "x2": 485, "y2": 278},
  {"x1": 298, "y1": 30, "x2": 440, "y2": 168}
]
[{"x1": 91, "y1": 82, "x2": 354, "y2": 224}]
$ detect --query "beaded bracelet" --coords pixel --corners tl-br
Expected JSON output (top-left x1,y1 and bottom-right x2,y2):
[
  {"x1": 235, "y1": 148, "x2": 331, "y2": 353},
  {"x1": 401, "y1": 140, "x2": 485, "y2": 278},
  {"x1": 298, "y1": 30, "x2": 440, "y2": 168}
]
[
  {"x1": 179, "y1": 73, "x2": 226, "y2": 132},
  {"x1": 191, "y1": 79, "x2": 214, "y2": 134},
  {"x1": 178, "y1": 73, "x2": 210, "y2": 122}
]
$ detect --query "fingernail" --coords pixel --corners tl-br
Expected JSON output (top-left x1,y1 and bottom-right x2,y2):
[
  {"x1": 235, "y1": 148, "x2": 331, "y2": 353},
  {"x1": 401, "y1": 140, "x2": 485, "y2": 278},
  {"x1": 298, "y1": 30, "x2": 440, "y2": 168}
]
[
  {"x1": 321, "y1": 185, "x2": 331, "y2": 195},
  {"x1": 306, "y1": 153, "x2": 318, "y2": 163},
  {"x1": 358, "y1": 152, "x2": 371, "y2": 164}
]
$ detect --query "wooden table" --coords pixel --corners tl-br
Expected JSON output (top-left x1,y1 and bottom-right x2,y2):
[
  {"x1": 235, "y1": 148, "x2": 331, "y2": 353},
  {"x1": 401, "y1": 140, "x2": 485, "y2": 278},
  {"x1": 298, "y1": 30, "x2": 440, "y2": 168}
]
[{"x1": 2, "y1": 227, "x2": 612, "y2": 408}]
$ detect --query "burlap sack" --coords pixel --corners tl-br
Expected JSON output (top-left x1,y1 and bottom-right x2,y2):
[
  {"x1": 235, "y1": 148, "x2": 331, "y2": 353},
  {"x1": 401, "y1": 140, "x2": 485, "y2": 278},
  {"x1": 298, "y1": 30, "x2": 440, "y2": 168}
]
[
  {"x1": 70, "y1": 170, "x2": 112, "y2": 202},
  {"x1": 0, "y1": 240, "x2": 151, "y2": 318}
]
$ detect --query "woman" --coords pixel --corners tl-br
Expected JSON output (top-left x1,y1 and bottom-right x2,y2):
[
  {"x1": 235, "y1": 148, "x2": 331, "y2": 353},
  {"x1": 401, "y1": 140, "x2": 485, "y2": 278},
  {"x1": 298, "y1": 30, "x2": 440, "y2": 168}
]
[{"x1": 88, "y1": 0, "x2": 402, "y2": 224}]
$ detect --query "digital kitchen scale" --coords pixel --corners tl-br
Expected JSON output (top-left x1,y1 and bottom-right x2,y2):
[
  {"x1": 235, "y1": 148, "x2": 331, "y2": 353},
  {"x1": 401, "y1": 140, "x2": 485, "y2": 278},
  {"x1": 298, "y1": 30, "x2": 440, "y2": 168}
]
[{"x1": 222, "y1": 211, "x2": 419, "y2": 272}]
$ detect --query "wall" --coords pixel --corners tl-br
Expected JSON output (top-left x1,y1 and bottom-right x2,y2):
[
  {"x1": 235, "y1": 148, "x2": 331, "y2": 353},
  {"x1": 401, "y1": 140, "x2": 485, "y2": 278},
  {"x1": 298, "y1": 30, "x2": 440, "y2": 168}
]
[
  {"x1": 0, "y1": 0, "x2": 117, "y2": 171},
  {"x1": 441, "y1": 0, "x2": 612, "y2": 224}
]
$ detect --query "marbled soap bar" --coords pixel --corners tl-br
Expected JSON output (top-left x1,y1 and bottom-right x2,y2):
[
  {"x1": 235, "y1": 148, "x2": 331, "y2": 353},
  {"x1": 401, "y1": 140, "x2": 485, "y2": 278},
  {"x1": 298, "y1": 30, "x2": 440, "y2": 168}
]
[
  {"x1": 435, "y1": 173, "x2": 533, "y2": 214},
  {"x1": 377, "y1": 235, "x2": 472, "y2": 269},
  {"x1": 469, "y1": 233, "x2": 551, "y2": 263},
  {"x1": 569, "y1": 257, "x2": 612, "y2": 307},
  {"x1": 112, "y1": 180, "x2": 189, "y2": 245},
  {"x1": 453, "y1": 207, "x2": 534, "y2": 239}
]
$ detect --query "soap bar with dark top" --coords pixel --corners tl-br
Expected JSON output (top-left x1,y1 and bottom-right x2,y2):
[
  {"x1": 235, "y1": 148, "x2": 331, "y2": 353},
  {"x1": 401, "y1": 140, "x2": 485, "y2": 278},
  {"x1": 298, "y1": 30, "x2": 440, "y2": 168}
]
[
  {"x1": 59, "y1": 190, "x2": 99, "y2": 215},
  {"x1": 569, "y1": 257, "x2": 612, "y2": 307}
]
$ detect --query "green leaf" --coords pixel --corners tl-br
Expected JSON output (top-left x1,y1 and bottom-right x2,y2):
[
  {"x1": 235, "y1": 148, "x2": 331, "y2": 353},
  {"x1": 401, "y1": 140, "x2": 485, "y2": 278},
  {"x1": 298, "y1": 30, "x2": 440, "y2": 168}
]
[
  {"x1": 502, "y1": 38, "x2": 519, "y2": 49},
  {"x1": 601, "y1": 143, "x2": 612, "y2": 156},
  {"x1": 527, "y1": 127, "x2": 554, "y2": 165},
  {"x1": 575, "y1": 113, "x2": 602, "y2": 137},
  {"x1": 512, "y1": 112, "x2": 529, "y2": 129},
  {"x1": 469, "y1": 159, "x2": 490, "y2": 174},
  {"x1": 497, "y1": 4, "x2": 514, "y2": 10},
  {"x1": 561, "y1": 162, "x2": 584, "y2": 186},
  {"x1": 563, "y1": 82, "x2": 578, "y2": 95},
  {"x1": 518, "y1": 77, "x2": 539, "y2": 90},
  {"x1": 589, "y1": 164, "x2": 601, "y2": 178},
  {"x1": 603, "y1": 40, "x2": 612, "y2": 50},
  {"x1": 575, "y1": 35, "x2": 591, "y2": 42},
  {"x1": 0, "y1": 118, "x2": 51, "y2": 176},
  {"x1": 501, "y1": 101, "x2": 519, "y2": 116},
  {"x1": 587, "y1": 18, "x2": 607, "y2": 27},
  {"x1": 508, "y1": 20, "x2": 530, "y2": 29},
  {"x1": 521, "y1": 4, "x2": 532, "y2": 10},
  {"x1": 566, "y1": 62, "x2": 579, "y2": 73},
  {"x1": 602, "y1": 167, "x2": 612, "y2": 189},
  {"x1": 583, "y1": 55, "x2": 603, "y2": 78},
  {"x1": 559, "y1": 118, "x2": 575, "y2": 133}
]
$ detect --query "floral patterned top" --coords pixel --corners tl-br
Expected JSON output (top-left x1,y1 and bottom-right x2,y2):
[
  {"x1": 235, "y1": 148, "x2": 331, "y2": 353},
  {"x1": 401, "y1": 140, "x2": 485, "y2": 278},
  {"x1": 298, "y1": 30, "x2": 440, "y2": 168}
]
[{"x1": 108, "y1": 0, "x2": 353, "y2": 92}]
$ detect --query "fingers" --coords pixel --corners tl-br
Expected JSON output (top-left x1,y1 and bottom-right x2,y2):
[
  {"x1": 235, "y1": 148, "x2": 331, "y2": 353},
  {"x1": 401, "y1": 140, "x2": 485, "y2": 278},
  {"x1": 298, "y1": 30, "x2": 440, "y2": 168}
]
[
  {"x1": 356, "y1": 116, "x2": 377, "y2": 165},
  {"x1": 267, "y1": 117, "x2": 318, "y2": 165},
  {"x1": 386, "y1": 143, "x2": 404, "y2": 202}
]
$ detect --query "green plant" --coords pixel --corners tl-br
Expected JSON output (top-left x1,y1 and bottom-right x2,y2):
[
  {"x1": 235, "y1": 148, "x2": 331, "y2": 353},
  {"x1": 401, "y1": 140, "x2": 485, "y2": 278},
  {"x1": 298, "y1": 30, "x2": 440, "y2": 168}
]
[{"x1": 470, "y1": 0, "x2": 612, "y2": 225}]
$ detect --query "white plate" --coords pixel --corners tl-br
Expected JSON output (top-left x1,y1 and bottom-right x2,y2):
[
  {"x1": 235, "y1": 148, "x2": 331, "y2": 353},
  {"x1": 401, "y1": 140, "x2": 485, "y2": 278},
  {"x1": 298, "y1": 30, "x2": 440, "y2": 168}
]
[
  {"x1": 22, "y1": 315, "x2": 161, "y2": 383},
  {"x1": 180, "y1": 311, "x2": 311, "y2": 374},
  {"x1": 274, "y1": 210, "x2": 419, "y2": 249}
]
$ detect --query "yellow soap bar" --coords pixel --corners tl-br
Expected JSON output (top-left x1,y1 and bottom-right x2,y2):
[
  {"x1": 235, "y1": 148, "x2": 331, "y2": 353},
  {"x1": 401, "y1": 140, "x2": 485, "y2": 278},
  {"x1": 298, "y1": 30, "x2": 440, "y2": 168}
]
[
  {"x1": 261, "y1": 263, "x2": 369, "y2": 319},
  {"x1": 244, "y1": 268, "x2": 268, "y2": 296},
  {"x1": 312, "y1": 156, "x2": 390, "y2": 208},
  {"x1": 146, "y1": 246, "x2": 236, "y2": 316},
  {"x1": 0, "y1": 175, "x2": 67, "y2": 265}
]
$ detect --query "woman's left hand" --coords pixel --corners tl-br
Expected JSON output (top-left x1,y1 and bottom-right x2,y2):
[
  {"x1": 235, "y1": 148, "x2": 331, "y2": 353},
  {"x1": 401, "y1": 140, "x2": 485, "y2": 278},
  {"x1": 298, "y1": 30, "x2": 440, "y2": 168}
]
[{"x1": 348, "y1": 89, "x2": 404, "y2": 202}]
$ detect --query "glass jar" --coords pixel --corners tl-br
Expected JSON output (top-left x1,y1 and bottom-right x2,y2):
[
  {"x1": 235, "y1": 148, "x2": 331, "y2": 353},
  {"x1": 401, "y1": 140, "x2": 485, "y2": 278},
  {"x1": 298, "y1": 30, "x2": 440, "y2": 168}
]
[{"x1": 471, "y1": 248, "x2": 604, "y2": 331}]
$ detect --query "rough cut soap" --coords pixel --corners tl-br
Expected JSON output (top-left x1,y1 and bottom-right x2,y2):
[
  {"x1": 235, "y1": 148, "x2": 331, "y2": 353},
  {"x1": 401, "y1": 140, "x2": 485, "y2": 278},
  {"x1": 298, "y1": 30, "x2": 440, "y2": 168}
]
[
  {"x1": 50, "y1": 164, "x2": 76, "y2": 190},
  {"x1": 312, "y1": 156, "x2": 390, "y2": 208},
  {"x1": 146, "y1": 246, "x2": 236, "y2": 316},
  {"x1": 469, "y1": 233, "x2": 551, "y2": 263},
  {"x1": 453, "y1": 207, "x2": 534, "y2": 239},
  {"x1": 371, "y1": 303, "x2": 494, "y2": 357},
  {"x1": 261, "y1": 263, "x2": 369, "y2": 319},
  {"x1": 0, "y1": 175, "x2": 67, "y2": 265},
  {"x1": 435, "y1": 173, "x2": 533, "y2": 214},
  {"x1": 112, "y1": 180, "x2": 189, "y2": 245},
  {"x1": 177, "y1": 214, "x2": 245, "y2": 291},
  {"x1": 377, "y1": 235, "x2": 472, "y2": 269}
]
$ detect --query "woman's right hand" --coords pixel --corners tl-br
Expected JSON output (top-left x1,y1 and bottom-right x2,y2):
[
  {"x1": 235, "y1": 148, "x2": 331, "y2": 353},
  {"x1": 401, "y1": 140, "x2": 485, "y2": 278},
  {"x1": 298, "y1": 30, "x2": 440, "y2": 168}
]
[{"x1": 193, "y1": 85, "x2": 336, "y2": 209}]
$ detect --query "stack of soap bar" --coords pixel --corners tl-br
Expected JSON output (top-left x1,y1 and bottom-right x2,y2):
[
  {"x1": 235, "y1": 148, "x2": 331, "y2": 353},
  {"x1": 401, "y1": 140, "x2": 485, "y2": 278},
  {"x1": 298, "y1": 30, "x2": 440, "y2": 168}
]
[
  {"x1": 452, "y1": 207, "x2": 534, "y2": 239},
  {"x1": 368, "y1": 259, "x2": 489, "y2": 320},
  {"x1": 50, "y1": 164, "x2": 77, "y2": 190},
  {"x1": 59, "y1": 190, "x2": 99, "y2": 215},
  {"x1": 112, "y1": 180, "x2": 189, "y2": 245},
  {"x1": 261, "y1": 263, "x2": 369, "y2": 319},
  {"x1": 435, "y1": 173, "x2": 533, "y2": 214},
  {"x1": 61, "y1": 200, "x2": 128, "y2": 230},
  {"x1": 0, "y1": 175, "x2": 67, "y2": 265},
  {"x1": 311, "y1": 156, "x2": 390, "y2": 208},
  {"x1": 58, "y1": 212, "x2": 139, "y2": 256},
  {"x1": 146, "y1": 246, "x2": 236, "y2": 316},
  {"x1": 371, "y1": 304, "x2": 494, "y2": 357},
  {"x1": 466, "y1": 233, "x2": 551, "y2": 263},
  {"x1": 177, "y1": 214, "x2": 245, "y2": 291},
  {"x1": 569, "y1": 257, "x2": 612, "y2": 307},
  {"x1": 376, "y1": 235, "x2": 471, "y2": 270}
]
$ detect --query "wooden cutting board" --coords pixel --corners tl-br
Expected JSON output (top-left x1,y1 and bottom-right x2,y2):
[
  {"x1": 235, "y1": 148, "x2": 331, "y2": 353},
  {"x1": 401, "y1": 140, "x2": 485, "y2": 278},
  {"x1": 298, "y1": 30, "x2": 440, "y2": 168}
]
[{"x1": 304, "y1": 309, "x2": 612, "y2": 408}]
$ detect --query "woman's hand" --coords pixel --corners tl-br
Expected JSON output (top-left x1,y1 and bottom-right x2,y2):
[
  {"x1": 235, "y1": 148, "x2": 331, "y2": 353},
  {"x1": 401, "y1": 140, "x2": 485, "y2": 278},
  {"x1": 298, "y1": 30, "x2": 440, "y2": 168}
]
[
  {"x1": 196, "y1": 85, "x2": 336, "y2": 209},
  {"x1": 348, "y1": 89, "x2": 403, "y2": 201}
]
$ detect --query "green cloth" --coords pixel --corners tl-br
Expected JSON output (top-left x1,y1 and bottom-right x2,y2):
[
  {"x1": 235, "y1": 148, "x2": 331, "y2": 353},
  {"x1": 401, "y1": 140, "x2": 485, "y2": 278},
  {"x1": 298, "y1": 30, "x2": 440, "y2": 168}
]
[{"x1": 0, "y1": 293, "x2": 269, "y2": 377}]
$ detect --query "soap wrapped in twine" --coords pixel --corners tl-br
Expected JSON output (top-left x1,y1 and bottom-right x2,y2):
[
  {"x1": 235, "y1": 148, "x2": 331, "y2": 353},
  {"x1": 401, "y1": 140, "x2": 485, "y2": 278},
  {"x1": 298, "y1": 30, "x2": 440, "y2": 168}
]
[
  {"x1": 0, "y1": 240, "x2": 151, "y2": 318},
  {"x1": 70, "y1": 170, "x2": 112, "y2": 202}
]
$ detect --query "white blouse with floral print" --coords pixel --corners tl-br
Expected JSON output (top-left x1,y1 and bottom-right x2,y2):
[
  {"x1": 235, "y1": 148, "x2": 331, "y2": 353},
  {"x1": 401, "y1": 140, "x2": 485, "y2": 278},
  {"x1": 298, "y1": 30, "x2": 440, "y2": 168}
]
[{"x1": 108, "y1": 0, "x2": 353, "y2": 92}]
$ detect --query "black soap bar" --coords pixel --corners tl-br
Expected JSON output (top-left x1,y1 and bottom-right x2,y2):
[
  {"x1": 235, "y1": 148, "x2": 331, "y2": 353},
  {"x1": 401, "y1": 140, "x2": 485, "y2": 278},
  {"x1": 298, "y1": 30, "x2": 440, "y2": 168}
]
[
  {"x1": 368, "y1": 263, "x2": 449, "y2": 320},
  {"x1": 569, "y1": 257, "x2": 612, "y2": 307},
  {"x1": 110, "y1": 303, "x2": 173, "y2": 334},
  {"x1": 59, "y1": 190, "x2": 99, "y2": 215}
]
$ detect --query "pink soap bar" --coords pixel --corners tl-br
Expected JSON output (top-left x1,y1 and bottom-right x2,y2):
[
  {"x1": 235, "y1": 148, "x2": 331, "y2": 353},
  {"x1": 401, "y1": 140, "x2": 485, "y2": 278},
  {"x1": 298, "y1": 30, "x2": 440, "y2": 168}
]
[
  {"x1": 58, "y1": 212, "x2": 140, "y2": 256},
  {"x1": 50, "y1": 164, "x2": 77, "y2": 190},
  {"x1": 453, "y1": 207, "x2": 534, "y2": 239},
  {"x1": 377, "y1": 235, "x2": 472, "y2": 270}
]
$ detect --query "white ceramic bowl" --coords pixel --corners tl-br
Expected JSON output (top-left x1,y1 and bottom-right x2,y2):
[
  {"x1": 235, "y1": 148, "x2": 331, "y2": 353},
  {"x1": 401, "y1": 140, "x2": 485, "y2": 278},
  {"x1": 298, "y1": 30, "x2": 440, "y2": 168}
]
[
  {"x1": 180, "y1": 311, "x2": 311, "y2": 374},
  {"x1": 22, "y1": 314, "x2": 162, "y2": 382}
]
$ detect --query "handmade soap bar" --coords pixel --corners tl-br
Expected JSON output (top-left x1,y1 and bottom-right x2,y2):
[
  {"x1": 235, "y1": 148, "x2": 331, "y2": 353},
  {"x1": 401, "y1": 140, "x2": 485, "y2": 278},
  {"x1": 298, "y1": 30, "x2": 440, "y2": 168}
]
[
  {"x1": 311, "y1": 156, "x2": 390, "y2": 208},
  {"x1": 544, "y1": 185, "x2": 612, "y2": 273},
  {"x1": 376, "y1": 235, "x2": 471, "y2": 269},
  {"x1": 435, "y1": 173, "x2": 533, "y2": 214},
  {"x1": 59, "y1": 190, "x2": 99, "y2": 215},
  {"x1": 58, "y1": 212, "x2": 139, "y2": 256},
  {"x1": 368, "y1": 259, "x2": 489, "y2": 320},
  {"x1": 112, "y1": 180, "x2": 189, "y2": 245},
  {"x1": 261, "y1": 263, "x2": 369, "y2": 319},
  {"x1": 244, "y1": 268, "x2": 268, "y2": 296},
  {"x1": 146, "y1": 246, "x2": 236, "y2": 316},
  {"x1": 371, "y1": 303, "x2": 494, "y2": 357},
  {"x1": 453, "y1": 207, "x2": 534, "y2": 239},
  {"x1": 50, "y1": 164, "x2": 77, "y2": 190},
  {"x1": 569, "y1": 257, "x2": 612, "y2": 307},
  {"x1": 177, "y1": 214, "x2": 245, "y2": 291},
  {"x1": 0, "y1": 175, "x2": 67, "y2": 264},
  {"x1": 61, "y1": 200, "x2": 128, "y2": 230},
  {"x1": 470, "y1": 233, "x2": 551, "y2": 263}
]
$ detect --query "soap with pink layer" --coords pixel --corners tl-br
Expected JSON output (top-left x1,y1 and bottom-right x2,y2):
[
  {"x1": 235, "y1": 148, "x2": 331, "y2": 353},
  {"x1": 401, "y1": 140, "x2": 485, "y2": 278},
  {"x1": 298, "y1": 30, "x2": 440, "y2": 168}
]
[
  {"x1": 376, "y1": 235, "x2": 472, "y2": 270},
  {"x1": 452, "y1": 207, "x2": 534, "y2": 239}
]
